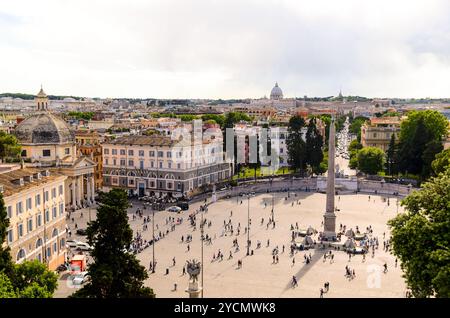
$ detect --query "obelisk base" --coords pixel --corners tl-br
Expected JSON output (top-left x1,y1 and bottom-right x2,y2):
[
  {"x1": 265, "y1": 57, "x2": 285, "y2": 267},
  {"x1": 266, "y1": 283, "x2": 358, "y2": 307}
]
[
  {"x1": 186, "y1": 281, "x2": 202, "y2": 298},
  {"x1": 322, "y1": 213, "x2": 337, "y2": 241}
]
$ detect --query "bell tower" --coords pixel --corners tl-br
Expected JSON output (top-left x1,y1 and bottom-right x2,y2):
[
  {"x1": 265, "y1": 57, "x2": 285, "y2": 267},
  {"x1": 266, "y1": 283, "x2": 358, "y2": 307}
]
[{"x1": 35, "y1": 85, "x2": 48, "y2": 111}]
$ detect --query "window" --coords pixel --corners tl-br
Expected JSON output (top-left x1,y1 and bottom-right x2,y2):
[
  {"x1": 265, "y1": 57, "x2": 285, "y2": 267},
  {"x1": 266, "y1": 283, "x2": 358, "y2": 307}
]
[
  {"x1": 59, "y1": 185, "x2": 63, "y2": 195},
  {"x1": 150, "y1": 181, "x2": 155, "y2": 188},
  {"x1": 35, "y1": 194, "x2": 41, "y2": 206},
  {"x1": 42, "y1": 149, "x2": 51, "y2": 157},
  {"x1": 44, "y1": 191, "x2": 49, "y2": 202},
  {"x1": 59, "y1": 203, "x2": 64, "y2": 215},
  {"x1": 17, "y1": 249, "x2": 26, "y2": 261},
  {"x1": 159, "y1": 162, "x2": 163, "y2": 169},
  {"x1": 129, "y1": 179, "x2": 134, "y2": 185},
  {"x1": 112, "y1": 149, "x2": 117, "y2": 155},
  {"x1": 45, "y1": 209, "x2": 49, "y2": 222},
  {"x1": 128, "y1": 149, "x2": 134, "y2": 156},
  {"x1": 128, "y1": 160, "x2": 134, "y2": 167},
  {"x1": 151, "y1": 161, "x2": 154, "y2": 168},
  {"x1": 53, "y1": 242, "x2": 57, "y2": 253},
  {"x1": 158, "y1": 151, "x2": 164, "y2": 158},
  {"x1": 149, "y1": 151, "x2": 155, "y2": 157},
  {"x1": 168, "y1": 162, "x2": 172, "y2": 169},
  {"x1": 16, "y1": 202, "x2": 23, "y2": 215},
  {"x1": 177, "y1": 163, "x2": 181, "y2": 169},
  {"x1": 167, "y1": 182, "x2": 173, "y2": 189},
  {"x1": 60, "y1": 238, "x2": 65, "y2": 249},
  {"x1": 105, "y1": 158, "x2": 109, "y2": 165},
  {"x1": 104, "y1": 148, "x2": 110, "y2": 155},
  {"x1": 167, "y1": 151, "x2": 172, "y2": 158},
  {"x1": 139, "y1": 150, "x2": 144, "y2": 157},
  {"x1": 27, "y1": 218, "x2": 33, "y2": 232},
  {"x1": 46, "y1": 247, "x2": 51, "y2": 258},
  {"x1": 140, "y1": 161, "x2": 144, "y2": 169},
  {"x1": 36, "y1": 214, "x2": 42, "y2": 227},
  {"x1": 120, "y1": 149, "x2": 126, "y2": 155},
  {"x1": 52, "y1": 207, "x2": 57, "y2": 218},
  {"x1": 7, "y1": 206, "x2": 12, "y2": 218},
  {"x1": 52, "y1": 188, "x2": 56, "y2": 198},
  {"x1": 18, "y1": 223, "x2": 23, "y2": 237},
  {"x1": 65, "y1": 148, "x2": 70, "y2": 155},
  {"x1": 26, "y1": 198, "x2": 32, "y2": 210},
  {"x1": 113, "y1": 159, "x2": 116, "y2": 166}
]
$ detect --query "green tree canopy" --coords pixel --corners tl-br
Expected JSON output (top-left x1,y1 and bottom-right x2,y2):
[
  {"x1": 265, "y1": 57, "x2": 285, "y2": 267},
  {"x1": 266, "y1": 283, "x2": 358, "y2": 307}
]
[
  {"x1": 201, "y1": 114, "x2": 225, "y2": 127},
  {"x1": 385, "y1": 134, "x2": 398, "y2": 176},
  {"x1": 0, "y1": 131, "x2": 21, "y2": 161},
  {"x1": 388, "y1": 168, "x2": 450, "y2": 297},
  {"x1": 356, "y1": 147, "x2": 385, "y2": 175},
  {"x1": 400, "y1": 110, "x2": 448, "y2": 143},
  {"x1": 72, "y1": 189, "x2": 154, "y2": 298},
  {"x1": 348, "y1": 140, "x2": 362, "y2": 170},
  {"x1": 223, "y1": 112, "x2": 252, "y2": 128},
  {"x1": 305, "y1": 118, "x2": 324, "y2": 175},
  {"x1": 287, "y1": 115, "x2": 307, "y2": 171},
  {"x1": 431, "y1": 148, "x2": 450, "y2": 175},
  {"x1": 68, "y1": 111, "x2": 95, "y2": 121},
  {"x1": 349, "y1": 116, "x2": 369, "y2": 142}
]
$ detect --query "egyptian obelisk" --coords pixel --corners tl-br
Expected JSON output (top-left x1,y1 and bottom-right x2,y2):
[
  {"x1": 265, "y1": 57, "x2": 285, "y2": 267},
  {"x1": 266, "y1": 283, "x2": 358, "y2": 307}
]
[{"x1": 323, "y1": 115, "x2": 337, "y2": 240}]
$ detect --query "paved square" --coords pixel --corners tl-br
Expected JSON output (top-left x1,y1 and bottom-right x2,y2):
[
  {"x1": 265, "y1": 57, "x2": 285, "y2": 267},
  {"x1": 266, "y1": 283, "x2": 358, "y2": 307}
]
[{"x1": 55, "y1": 191, "x2": 407, "y2": 298}]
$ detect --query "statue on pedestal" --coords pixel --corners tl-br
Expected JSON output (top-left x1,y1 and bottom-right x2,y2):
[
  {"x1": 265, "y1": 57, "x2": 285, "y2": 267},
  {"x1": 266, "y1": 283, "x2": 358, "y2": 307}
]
[{"x1": 185, "y1": 259, "x2": 202, "y2": 298}]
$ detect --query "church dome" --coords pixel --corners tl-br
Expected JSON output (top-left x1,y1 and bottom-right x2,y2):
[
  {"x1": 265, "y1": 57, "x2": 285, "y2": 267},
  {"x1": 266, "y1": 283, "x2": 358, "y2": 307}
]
[
  {"x1": 270, "y1": 82, "x2": 283, "y2": 100},
  {"x1": 14, "y1": 113, "x2": 75, "y2": 145}
]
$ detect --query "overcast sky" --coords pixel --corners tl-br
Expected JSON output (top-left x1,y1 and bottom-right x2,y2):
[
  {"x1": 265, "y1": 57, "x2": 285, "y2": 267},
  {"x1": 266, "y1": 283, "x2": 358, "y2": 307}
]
[{"x1": 0, "y1": 0, "x2": 449, "y2": 99}]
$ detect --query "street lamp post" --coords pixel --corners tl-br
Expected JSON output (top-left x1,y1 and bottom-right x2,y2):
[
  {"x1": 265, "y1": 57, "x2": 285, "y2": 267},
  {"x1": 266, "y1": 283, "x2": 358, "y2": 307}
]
[
  {"x1": 200, "y1": 206, "x2": 204, "y2": 298},
  {"x1": 152, "y1": 204, "x2": 155, "y2": 273},
  {"x1": 271, "y1": 191, "x2": 274, "y2": 222},
  {"x1": 247, "y1": 194, "x2": 250, "y2": 256}
]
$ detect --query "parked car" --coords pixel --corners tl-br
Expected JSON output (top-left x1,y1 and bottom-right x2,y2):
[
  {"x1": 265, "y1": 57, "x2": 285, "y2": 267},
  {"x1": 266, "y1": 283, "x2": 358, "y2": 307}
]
[
  {"x1": 167, "y1": 206, "x2": 182, "y2": 213},
  {"x1": 76, "y1": 228, "x2": 88, "y2": 236},
  {"x1": 66, "y1": 240, "x2": 80, "y2": 248},
  {"x1": 72, "y1": 271, "x2": 89, "y2": 285},
  {"x1": 176, "y1": 202, "x2": 189, "y2": 211},
  {"x1": 76, "y1": 242, "x2": 93, "y2": 251}
]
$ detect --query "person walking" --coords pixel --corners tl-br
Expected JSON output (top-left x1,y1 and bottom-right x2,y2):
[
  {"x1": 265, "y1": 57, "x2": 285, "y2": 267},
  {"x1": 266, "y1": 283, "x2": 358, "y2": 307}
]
[
  {"x1": 292, "y1": 276, "x2": 298, "y2": 287},
  {"x1": 320, "y1": 288, "x2": 324, "y2": 298}
]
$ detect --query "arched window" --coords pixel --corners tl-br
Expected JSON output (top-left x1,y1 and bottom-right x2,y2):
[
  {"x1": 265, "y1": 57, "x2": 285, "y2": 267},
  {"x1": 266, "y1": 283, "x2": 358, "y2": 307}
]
[
  {"x1": 17, "y1": 248, "x2": 26, "y2": 261},
  {"x1": 36, "y1": 238, "x2": 43, "y2": 248},
  {"x1": 52, "y1": 228, "x2": 58, "y2": 237}
]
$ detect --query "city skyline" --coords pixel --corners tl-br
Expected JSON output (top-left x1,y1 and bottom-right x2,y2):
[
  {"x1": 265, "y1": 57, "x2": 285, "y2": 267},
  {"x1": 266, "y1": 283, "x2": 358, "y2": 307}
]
[{"x1": 1, "y1": 0, "x2": 449, "y2": 99}]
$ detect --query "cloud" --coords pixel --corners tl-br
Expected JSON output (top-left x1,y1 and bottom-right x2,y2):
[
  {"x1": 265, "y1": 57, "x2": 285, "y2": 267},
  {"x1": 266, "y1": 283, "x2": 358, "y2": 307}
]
[{"x1": 0, "y1": 0, "x2": 449, "y2": 99}]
